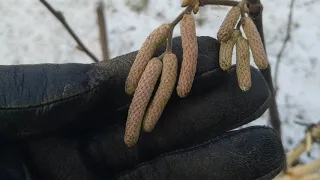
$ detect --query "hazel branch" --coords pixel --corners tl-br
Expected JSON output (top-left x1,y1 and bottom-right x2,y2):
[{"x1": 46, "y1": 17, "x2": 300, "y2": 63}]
[
  {"x1": 274, "y1": 0, "x2": 295, "y2": 95},
  {"x1": 200, "y1": 0, "x2": 240, "y2": 6},
  {"x1": 39, "y1": 0, "x2": 100, "y2": 63}
]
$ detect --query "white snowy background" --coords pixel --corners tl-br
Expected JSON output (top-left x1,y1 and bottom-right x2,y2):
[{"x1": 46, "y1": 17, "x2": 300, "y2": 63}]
[{"x1": 0, "y1": 0, "x2": 320, "y2": 164}]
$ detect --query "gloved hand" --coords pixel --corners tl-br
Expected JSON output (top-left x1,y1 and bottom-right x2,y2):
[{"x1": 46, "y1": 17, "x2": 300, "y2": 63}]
[{"x1": 0, "y1": 36, "x2": 285, "y2": 180}]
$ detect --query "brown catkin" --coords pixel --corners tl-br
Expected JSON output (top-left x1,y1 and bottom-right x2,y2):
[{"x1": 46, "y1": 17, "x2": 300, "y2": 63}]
[
  {"x1": 124, "y1": 58, "x2": 163, "y2": 147},
  {"x1": 219, "y1": 30, "x2": 240, "y2": 71},
  {"x1": 241, "y1": 17, "x2": 269, "y2": 69},
  {"x1": 177, "y1": 13, "x2": 198, "y2": 98},
  {"x1": 143, "y1": 53, "x2": 178, "y2": 132},
  {"x1": 125, "y1": 24, "x2": 170, "y2": 95},
  {"x1": 217, "y1": 6, "x2": 241, "y2": 42},
  {"x1": 236, "y1": 35, "x2": 251, "y2": 91}
]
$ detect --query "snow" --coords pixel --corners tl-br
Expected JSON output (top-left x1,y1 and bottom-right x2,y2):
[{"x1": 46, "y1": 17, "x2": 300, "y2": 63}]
[{"x1": 1, "y1": 0, "x2": 320, "y2": 163}]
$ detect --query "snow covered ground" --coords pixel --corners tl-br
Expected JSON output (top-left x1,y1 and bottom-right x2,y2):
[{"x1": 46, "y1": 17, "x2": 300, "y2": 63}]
[{"x1": 1, "y1": 0, "x2": 320, "y2": 163}]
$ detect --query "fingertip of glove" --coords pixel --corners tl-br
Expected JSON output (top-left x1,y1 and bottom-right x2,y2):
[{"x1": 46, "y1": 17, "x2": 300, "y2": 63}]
[
  {"x1": 114, "y1": 126, "x2": 285, "y2": 180},
  {"x1": 218, "y1": 126, "x2": 285, "y2": 179}
]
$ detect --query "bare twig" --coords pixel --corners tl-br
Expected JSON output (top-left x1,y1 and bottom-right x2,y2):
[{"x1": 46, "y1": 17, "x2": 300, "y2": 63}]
[
  {"x1": 39, "y1": 0, "x2": 100, "y2": 63},
  {"x1": 97, "y1": 1, "x2": 110, "y2": 61},
  {"x1": 200, "y1": 0, "x2": 239, "y2": 7},
  {"x1": 274, "y1": 0, "x2": 295, "y2": 95},
  {"x1": 275, "y1": 124, "x2": 320, "y2": 180}
]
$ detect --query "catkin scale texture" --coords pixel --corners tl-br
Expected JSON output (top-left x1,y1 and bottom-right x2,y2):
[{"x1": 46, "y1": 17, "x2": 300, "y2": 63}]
[
  {"x1": 219, "y1": 30, "x2": 240, "y2": 70},
  {"x1": 125, "y1": 24, "x2": 170, "y2": 95},
  {"x1": 242, "y1": 17, "x2": 269, "y2": 69},
  {"x1": 177, "y1": 13, "x2": 198, "y2": 98},
  {"x1": 236, "y1": 36, "x2": 251, "y2": 91},
  {"x1": 124, "y1": 58, "x2": 163, "y2": 147},
  {"x1": 219, "y1": 40, "x2": 235, "y2": 71},
  {"x1": 217, "y1": 6, "x2": 241, "y2": 42},
  {"x1": 143, "y1": 53, "x2": 178, "y2": 132}
]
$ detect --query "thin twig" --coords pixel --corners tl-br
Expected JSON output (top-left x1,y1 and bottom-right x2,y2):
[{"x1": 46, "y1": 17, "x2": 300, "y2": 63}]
[
  {"x1": 166, "y1": 28, "x2": 174, "y2": 53},
  {"x1": 39, "y1": 0, "x2": 100, "y2": 63},
  {"x1": 97, "y1": 1, "x2": 110, "y2": 61},
  {"x1": 171, "y1": 6, "x2": 193, "y2": 27},
  {"x1": 274, "y1": 0, "x2": 295, "y2": 95},
  {"x1": 200, "y1": 0, "x2": 239, "y2": 7}
]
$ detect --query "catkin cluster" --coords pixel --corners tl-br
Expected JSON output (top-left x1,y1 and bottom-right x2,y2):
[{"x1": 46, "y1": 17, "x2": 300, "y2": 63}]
[
  {"x1": 124, "y1": 10, "x2": 198, "y2": 147},
  {"x1": 124, "y1": 23, "x2": 173, "y2": 147},
  {"x1": 123, "y1": 0, "x2": 269, "y2": 147},
  {"x1": 217, "y1": 1, "x2": 269, "y2": 91}
]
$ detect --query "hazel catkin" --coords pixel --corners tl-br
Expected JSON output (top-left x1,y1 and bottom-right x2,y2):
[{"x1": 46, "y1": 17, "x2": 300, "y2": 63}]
[
  {"x1": 236, "y1": 35, "x2": 251, "y2": 91},
  {"x1": 217, "y1": 6, "x2": 241, "y2": 42},
  {"x1": 241, "y1": 17, "x2": 269, "y2": 69},
  {"x1": 143, "y1": 53, "x2": 178, "y2": 132},
  {"x1": 219, "y1": 30, "x2": 240, "y2": 71},
  {"x1": 177, "y1": 13, "x2": 198, "y2": 98},
  {"x1": 125, "y1": 24, "x2": 170, "y2": 95},
  {"x1": 124, "y1": 58, "x2": 163, "y2": 147}
]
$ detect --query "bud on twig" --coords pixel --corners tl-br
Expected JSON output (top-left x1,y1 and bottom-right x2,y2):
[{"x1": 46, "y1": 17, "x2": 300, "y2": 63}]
[{"x1": 193, "y1": 1, "x2": 200, "y2": 14}]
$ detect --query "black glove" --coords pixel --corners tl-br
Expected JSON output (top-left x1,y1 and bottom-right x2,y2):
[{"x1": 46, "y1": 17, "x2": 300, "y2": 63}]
[{"x1": 0, "y1": 36, "x2": 285, "y2": 180}]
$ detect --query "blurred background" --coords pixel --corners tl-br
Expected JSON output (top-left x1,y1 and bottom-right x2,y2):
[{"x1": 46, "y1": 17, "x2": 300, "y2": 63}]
[{"x1": 0, "y1": 0, "x2": 319, "y2": 163}]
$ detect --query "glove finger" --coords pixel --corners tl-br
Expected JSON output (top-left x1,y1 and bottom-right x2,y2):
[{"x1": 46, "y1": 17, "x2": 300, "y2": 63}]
[
  {"x1": 115, "y1": 126, "x2": 285, "y2": 180},
  {"x1": 0, "y1": 36, "x2": 220, "y2": 140},
  {"x1": 80, "y1": 66, "x2": 270, "y2": 178}
]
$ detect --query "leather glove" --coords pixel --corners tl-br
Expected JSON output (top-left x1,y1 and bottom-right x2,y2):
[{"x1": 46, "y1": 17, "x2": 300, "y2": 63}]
[{"x1": 0, "y1": 36, "x2": 285, "y2": 180}]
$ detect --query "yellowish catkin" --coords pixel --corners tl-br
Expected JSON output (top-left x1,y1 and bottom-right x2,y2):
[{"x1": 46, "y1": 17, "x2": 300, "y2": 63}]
[
  {"x1": 193, "y1": 1, "x2": 200, "y2": 14},
  {"x1": 219, "y1": 30, "x2": 240, "y2": 71},
  {"x1": 143, "y1": 53, "x2": 178, "y2": 132},
  {"x1": 241, "y1": 17, "x2": 269, "y2": 69},
  {"x1": 217, "y1": 6, "x2": 241, "y2": 42},
  {"x1": 236, "y1": 35, "x2": 251, "y2": 91},
  {"x1": 125, "y1": 24, "x2": 170, "y2": 95},
  {"x1": 124, "y1": 58, "x2": 163, "y2": 147},
  {"x1": 306, "y1": 132, "x2": 312, "y2": 153},
  {"x1": 177, "y1": 13, "x2": 198, "y2": 98}
]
